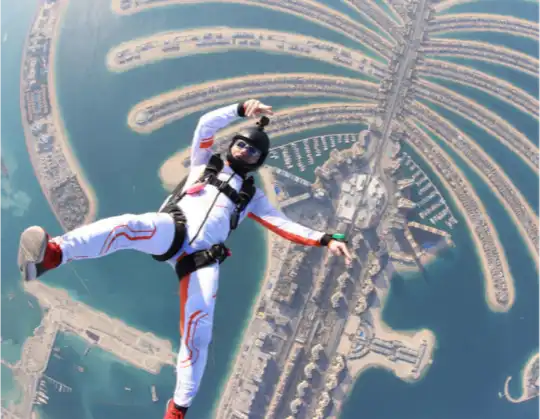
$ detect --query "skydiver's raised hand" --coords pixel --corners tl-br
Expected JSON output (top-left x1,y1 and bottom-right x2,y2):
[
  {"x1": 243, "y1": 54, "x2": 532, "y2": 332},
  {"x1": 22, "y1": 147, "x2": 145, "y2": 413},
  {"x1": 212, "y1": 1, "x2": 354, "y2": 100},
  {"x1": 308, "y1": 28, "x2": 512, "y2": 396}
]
[{"x1": 244, "y1": 99, "x2": 273, "y2": 118}]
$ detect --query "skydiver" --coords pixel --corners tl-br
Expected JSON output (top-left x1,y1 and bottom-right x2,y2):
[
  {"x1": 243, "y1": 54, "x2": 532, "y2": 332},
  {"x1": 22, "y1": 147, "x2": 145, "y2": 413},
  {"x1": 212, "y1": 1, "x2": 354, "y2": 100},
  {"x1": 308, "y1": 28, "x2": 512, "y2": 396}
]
[{"x1": 18, "y1": 99, "x2": 353, "y2": 419}]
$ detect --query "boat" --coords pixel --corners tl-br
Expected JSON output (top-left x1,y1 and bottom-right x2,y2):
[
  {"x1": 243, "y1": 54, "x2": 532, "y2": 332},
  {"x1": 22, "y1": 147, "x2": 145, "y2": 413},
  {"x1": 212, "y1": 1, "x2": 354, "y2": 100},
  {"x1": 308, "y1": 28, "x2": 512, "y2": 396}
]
[{"x1": 151, "y1": 385, "x2": 158, "y2": 402}]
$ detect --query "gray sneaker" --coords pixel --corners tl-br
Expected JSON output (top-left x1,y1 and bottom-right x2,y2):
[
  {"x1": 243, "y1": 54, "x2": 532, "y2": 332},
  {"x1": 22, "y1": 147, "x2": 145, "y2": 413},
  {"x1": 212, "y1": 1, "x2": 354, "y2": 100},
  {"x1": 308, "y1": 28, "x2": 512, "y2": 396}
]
[{"x1": 18, "y1": 226, "x2": 49, "y2": 282}]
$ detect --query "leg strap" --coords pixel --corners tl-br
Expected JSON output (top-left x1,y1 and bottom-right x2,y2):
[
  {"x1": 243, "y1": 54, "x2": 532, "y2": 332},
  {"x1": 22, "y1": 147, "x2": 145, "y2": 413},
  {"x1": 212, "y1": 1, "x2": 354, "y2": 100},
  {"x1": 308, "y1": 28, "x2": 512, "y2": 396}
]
[
  {"x1": 175, "y1": 244, "x2": 230, "y2": 279},
  {"x1": 152, "y1": 207, "x2": 187, "y2": 262}
]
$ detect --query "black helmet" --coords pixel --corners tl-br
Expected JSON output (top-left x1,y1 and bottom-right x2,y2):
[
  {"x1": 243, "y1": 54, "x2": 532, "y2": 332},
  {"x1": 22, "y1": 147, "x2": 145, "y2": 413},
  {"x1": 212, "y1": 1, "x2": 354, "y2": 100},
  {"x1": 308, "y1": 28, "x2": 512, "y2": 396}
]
[{"x1": 226, "y1": 116, "x2": 270, "y2": 176}]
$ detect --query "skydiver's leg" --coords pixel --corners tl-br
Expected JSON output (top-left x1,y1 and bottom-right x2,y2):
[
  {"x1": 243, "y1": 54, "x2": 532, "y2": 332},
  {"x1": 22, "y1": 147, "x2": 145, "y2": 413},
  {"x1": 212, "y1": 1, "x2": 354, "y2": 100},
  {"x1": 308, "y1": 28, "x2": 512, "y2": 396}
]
[
  {"x1": 57, "y1": 212, "x2": 175, "y2": 261},
  {"x1": 172, "y1": 261, "x2": 219, "y2": 411},
  {"x1": 18, "y1": 212, "x2": 176, "y2": 281}
]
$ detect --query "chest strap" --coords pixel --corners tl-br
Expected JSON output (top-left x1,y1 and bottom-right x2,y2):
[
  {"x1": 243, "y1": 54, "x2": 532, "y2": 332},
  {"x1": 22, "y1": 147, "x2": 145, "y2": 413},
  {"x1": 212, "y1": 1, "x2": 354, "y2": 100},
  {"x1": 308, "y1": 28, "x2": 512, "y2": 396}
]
[{"x1": 203, "y1": 174, "x2": 255, "y2": 230}]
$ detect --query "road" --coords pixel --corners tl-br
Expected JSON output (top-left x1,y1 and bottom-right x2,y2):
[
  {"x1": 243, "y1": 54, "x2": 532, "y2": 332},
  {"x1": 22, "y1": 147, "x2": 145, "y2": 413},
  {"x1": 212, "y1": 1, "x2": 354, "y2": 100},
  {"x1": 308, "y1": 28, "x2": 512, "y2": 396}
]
[{"x1": 372, "y1": 0, "x2": 429, "y2": 175}]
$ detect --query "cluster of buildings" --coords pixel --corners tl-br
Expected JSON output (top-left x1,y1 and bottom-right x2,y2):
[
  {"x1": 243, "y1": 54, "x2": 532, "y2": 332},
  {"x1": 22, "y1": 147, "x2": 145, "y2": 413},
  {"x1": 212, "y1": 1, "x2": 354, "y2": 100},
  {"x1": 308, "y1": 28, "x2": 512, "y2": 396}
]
[
  {"x1": 404, "y1": 104, "x2": 539, "y2": 252},
  {"x1": 117, "y1": 0, "x2": 392, "y2": 58},
  {"x1": 527, "y1": 357, "x2": 540, "y2": 399},
  {"x1": 417, "y1": 60, "x2": 537, "y2": 115},
  {"x1": 111, "y1": 28, "x2": 386, "y2": 79},
  {"x1": 217, "y1": 118, "x2": 442, "y2": 417},
  {"x1": 428, "y1": 14, "x2": 537, "y2": 38},
  {"x1": 132, "y1": 75, "x2": 378, "y2": 128},
  {"x1": 411, "y1": 82, "x2": 538, "y2": 168},
  {"x1": 420, "y1": 39, "x2": 538, "y2": 76},
  {"x1": 349, "y1": 322, "x2": 429, "y2": 379},
  {"x1": 346, "y1": 0, "x2": 404, "y2": 41},
  {"x1": 21, "y1": 0, "x2": 91, "y2": 230}
]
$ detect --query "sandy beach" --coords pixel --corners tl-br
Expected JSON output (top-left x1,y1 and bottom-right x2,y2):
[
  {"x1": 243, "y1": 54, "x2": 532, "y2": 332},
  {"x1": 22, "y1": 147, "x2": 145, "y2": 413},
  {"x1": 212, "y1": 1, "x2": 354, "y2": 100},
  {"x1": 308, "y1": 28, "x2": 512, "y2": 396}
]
[
  {"x1": 422, "y1": 39, "x2": 539, "y2": 78},
  {"x1": 434, "y1": 0, "x2": 475, "y2": 12}
]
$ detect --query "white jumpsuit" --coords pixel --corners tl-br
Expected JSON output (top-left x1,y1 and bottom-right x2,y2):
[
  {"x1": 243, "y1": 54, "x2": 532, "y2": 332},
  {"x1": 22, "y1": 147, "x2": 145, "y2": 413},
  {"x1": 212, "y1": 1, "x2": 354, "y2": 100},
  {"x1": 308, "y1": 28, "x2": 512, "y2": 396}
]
[{"x1": 53, "y1": 103, "x2": 325, "y2": 408}]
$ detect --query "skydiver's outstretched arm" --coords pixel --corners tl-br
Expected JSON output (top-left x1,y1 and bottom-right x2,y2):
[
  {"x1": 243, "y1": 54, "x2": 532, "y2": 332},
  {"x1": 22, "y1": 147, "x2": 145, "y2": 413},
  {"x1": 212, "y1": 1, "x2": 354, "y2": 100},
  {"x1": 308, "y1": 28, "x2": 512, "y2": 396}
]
[
  {"x1": 247, "y1": 189, "x2": 353, "y2": 265},
  {"x1": 247, "y1": 188, "x2": 324, "y2": 245}
]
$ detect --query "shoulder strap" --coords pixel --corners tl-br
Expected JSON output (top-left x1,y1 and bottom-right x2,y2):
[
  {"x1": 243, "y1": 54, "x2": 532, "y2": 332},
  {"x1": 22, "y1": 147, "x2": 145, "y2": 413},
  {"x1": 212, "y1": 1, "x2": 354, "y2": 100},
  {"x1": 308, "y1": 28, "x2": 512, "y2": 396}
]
[
  {"x1": 230, "y1": 176, "x2": 256, "y2": 231},
  {"x1": 203, "y1": 154, "x2": 224, "y2": 179},
  {"x1": 238, "y1": 176, "x2": 256, "y2": 210}
]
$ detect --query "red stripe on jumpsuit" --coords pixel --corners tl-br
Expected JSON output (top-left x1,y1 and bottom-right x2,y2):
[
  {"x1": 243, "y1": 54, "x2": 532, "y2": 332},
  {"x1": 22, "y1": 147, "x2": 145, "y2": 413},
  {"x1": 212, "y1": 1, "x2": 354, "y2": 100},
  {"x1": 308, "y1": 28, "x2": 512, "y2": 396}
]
[
  {"x1": 178, "y1": 253, "x2": 209, "y2": 368},
  {"x1": 179, "y1": 311, "x2": 209, "y2": 368},
  {"x1": 99, "y1": 223, "x2": 157, "y2": 255},
  {"x1": 247, "y1": 213, "x2": 321, "y2": 246},
  {"x1": 178, "y1": 253, "x2": 189, "y2": 336}
]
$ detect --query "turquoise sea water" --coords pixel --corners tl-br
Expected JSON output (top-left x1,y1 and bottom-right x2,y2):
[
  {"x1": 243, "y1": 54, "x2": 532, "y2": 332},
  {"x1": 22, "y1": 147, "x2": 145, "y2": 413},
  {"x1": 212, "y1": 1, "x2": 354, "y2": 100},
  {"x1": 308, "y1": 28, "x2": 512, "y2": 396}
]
[
  {"x1": 418, "y1": 99, "x2": 539, "y2": 211},
  {"x1": 1, "y1": 0, "x2": 63, "y2": 402},
  {"x1": 2, "y1": 0, "x2": 538, "y2": 418}
]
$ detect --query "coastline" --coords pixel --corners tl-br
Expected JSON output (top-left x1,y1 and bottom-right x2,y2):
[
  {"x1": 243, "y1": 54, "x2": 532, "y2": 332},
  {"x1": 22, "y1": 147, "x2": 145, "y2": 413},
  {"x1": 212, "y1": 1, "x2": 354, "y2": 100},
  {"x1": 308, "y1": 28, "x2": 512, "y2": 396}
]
[
  {"x1": 48, "y1": 0, "x2": 97, "y2": 226},
  {"x1": 503, "y1": 352, "x2": 540, "y2": 403},
  {"x1": 406, "y1": 123, "x2": 516, "y2": 312},
  {"x1": 419, "y1": 59, "x2": 538, "y2": 119},
  {"x1": 19, "y1": 0, "x2": 98, "y2": 232},
  {"x1": 407, "y1": 110, "x2": 538, "y2": 273},
  {"x1": 418, "y1": 80, "x2": 538, "y2": 173},
  {"x1": 345, "y1": 308, "x2": 436, "y2": 382},
  {"x1": 105, "y1": 27, "x2": 383, "y2": 77},
  {"x1": 159, "y1": 148, "x2": 191, "y2": 192},
  {"x1": 109, "y1": 0, "x2": 392, "y2": 61},
  {"x1": 325, "y1": 266, "x2": 436, "y2": 418}
]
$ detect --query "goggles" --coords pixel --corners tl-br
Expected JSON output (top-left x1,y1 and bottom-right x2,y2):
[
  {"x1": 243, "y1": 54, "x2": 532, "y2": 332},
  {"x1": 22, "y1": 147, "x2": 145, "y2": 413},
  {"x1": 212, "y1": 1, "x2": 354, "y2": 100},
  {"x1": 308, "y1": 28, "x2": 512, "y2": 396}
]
[{"x1": 233, "y1": 140, "x2": 262, "y2": 158}]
